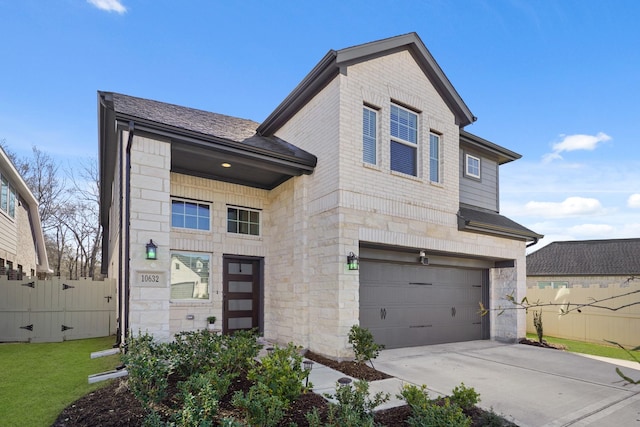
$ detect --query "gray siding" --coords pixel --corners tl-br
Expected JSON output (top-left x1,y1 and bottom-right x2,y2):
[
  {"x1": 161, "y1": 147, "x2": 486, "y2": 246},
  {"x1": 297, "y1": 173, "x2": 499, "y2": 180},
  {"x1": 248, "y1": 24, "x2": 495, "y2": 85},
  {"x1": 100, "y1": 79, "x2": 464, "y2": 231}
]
[{"x1": 459, "y1": 149, "x2": 498, "y2": 211}]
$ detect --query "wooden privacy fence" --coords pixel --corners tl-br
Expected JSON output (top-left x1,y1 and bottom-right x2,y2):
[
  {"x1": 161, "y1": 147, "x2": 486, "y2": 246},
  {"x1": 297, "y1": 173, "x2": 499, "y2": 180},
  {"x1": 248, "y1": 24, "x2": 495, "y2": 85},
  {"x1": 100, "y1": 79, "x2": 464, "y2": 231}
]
[
  {"x1": 0, "y1": 276, "x2": 116, "y2": 343},
  {"x1": 526, "y1": 283, "x2": 640, "y2": 348}
]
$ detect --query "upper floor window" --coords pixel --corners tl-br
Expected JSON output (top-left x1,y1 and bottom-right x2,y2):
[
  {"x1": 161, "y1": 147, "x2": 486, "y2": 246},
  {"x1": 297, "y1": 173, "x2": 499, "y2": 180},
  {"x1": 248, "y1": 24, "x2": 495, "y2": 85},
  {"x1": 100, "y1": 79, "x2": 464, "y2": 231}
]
[
  {"x1": 171, "y1": 252, "x2": 210, "y2": 300},
  {"x1": 390, "y1": 104, "x2": 418, "y2": 176},
  {"x1": 171, "y1": 199, "x2": 210, "y2": 231},
  {"x1": 227, "y1": 206, "x2": 260, "y2": 236},
  {"x1": 1, "y1": 175, "x2": 17, "y2": 218},
  {"x1": 465, "y1": 154, "x2": 481, "y2": 179},
  {"x1": 429, "y1": 133, "x2": 440, "y2": 183},
  {"x1": 362, "y1": 106, "x2": 377, "y2": 165}
]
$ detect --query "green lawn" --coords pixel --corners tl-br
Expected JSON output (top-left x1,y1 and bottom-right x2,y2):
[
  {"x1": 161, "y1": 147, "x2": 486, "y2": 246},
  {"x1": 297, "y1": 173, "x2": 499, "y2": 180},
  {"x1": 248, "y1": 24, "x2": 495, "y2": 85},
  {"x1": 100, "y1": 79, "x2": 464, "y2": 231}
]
[
  {"x1": 527, "y1": 333, "x2": 640, "y2": 363},
  {"x1": 0, "y1": 336, "x2": 120, "y2": 427}
]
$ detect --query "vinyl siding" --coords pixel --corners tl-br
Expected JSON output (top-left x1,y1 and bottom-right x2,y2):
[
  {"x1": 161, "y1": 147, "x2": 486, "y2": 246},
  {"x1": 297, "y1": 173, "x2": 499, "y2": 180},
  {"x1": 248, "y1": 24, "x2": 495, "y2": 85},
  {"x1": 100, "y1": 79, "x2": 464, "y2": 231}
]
[{"x1": 459, "y1": 149, "x2": 499, "y2": 211}]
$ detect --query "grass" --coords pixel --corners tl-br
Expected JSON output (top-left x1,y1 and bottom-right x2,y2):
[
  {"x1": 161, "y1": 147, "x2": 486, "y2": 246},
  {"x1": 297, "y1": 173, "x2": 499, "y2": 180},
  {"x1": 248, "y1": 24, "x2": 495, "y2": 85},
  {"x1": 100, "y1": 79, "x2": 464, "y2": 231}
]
[
  {"x1": 0, "y1": 336, "x2": 120, "y2": 427},
  {"x1": 527, "y1": 333, "x2": 640, "y2": 362}
]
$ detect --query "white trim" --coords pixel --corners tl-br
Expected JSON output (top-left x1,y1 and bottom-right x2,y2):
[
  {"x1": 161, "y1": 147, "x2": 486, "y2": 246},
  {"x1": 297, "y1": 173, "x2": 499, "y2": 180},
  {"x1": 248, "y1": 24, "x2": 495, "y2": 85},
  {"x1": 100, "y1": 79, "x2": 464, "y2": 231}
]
[{"x1": 465, "y1": 153, "x2": 481, "y2": 179}]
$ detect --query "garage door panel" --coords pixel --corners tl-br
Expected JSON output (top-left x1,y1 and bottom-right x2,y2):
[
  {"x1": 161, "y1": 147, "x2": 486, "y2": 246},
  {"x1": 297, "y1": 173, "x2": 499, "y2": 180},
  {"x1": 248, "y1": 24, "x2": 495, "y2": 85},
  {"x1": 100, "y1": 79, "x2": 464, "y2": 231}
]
[{"x1": 360, "y1": 261, "x2": 486, "y2": 349}]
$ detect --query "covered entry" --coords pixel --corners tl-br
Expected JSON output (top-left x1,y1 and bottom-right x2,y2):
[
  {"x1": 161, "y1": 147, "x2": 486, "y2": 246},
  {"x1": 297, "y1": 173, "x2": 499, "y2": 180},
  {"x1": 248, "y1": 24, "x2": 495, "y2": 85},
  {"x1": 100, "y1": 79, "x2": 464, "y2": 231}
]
[{"x1": 360, "y1": 258, "x2": 489, "y2": 349}]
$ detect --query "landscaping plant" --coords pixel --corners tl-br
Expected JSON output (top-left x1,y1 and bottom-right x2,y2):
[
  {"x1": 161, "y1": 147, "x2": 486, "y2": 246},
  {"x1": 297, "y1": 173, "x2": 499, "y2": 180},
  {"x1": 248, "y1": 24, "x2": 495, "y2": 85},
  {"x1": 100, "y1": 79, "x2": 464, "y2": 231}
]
[
  {"x1": 247, "y1": 342, "x2": 310, "y2": 404},
  {"x1": 348, "y1": 324, "x2": 384, "y2": 369},
  {"x1": 307, "y1": 379, "x2": 389, "y2": 427},
  {"x1": 533, "y1": 309, "x2": 544, "y2": 343}
]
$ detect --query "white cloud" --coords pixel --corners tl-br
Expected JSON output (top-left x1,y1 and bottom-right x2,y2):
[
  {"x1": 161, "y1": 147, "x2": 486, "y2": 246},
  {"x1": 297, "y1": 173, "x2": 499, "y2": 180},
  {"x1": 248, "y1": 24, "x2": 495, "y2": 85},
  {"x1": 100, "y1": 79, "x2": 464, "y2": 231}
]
[
  {"x1": 567, "y1": 223, "x2": 614, "y2": 236},
  {"x1": 87, "y1": 0, "x2": 126, "y2": 14},
  {"x1": 627, "y1": 194, "x2": 640, "y2": 208},
  {"x1": 524, "y1": 196, "x2": 604, "y2": 218},
  {"x1": 542, "y1": 132, "x2": 611, "y2": 162}
]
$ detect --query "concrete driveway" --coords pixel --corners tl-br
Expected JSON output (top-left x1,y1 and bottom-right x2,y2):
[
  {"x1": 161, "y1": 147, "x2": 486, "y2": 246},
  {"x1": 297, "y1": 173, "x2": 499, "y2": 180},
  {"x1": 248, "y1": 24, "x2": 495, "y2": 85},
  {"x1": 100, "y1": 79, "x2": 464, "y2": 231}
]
[{"x1": 374, "y1": 341, "x2": 640, "y2": 426}]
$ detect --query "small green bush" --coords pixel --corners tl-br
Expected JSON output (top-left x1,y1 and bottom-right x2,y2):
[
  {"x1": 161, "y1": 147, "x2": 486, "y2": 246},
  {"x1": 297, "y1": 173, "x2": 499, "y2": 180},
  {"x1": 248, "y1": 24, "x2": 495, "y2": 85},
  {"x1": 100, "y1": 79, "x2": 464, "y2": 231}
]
[
  {"x1": 217, "y1": 329, "x2": 262, "y2": 375},
  {"x1": 399, "y1": 384, "x2": 430, "y2": 411},
  {"x1": 172, "y1": 370, "x2": 226, "y2": 426},
  {"x1": 348, "y1": 325, "x2": 384, "y2": 368},
  {"x1": 232, "y1": 382, "x2": 287, "y2": 427},
  {"x1": 168, "y1": 329, "x2": 225, "y2": 377},
  {"x1": 122, "y1": 332, "x2": 173, "y2": 406},
  {"x1": 407, "y1": 397, "x2": 471, "y2": 427},
  {"x1": 450, "y1": 382, "x2": 480, "y2": 410},
  {"x1": 248, "y1": 342, "x2": 309, "y2": 404},
  {"x1": 314, "y1": 380, "x2": 389, "y2": 426},
  {"x1": 533, "y1": 310, "x2": 544, "y2": 343}
]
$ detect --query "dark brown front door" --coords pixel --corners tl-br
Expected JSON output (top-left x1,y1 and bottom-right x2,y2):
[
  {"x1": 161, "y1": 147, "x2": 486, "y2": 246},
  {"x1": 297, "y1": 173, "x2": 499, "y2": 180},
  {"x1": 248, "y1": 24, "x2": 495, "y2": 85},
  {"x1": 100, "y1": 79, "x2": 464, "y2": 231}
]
[{"x1": 223, "y1": 257, "x2": 261, "y2": 334}]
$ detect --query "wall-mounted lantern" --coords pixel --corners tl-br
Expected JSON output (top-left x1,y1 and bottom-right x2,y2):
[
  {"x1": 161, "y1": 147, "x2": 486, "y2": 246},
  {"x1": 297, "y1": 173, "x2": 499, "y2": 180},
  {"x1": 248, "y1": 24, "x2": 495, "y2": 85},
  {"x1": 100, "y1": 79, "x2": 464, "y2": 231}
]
[
  {"x1": 419, "y1": 250, "x2": 428, "y2": 265},
  {"x1": 347, "y1": 251, "x2": 359, "y2": 270},
  {"x1": 145, "y1": 239, "x2": 158, "y2": 260}
]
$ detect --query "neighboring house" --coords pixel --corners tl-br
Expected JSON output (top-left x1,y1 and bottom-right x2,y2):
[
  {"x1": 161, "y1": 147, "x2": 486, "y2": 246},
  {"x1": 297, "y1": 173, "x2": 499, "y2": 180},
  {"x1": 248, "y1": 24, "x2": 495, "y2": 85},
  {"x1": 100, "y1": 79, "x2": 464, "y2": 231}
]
[
  {"x1": 526, "y1": 239, "x2": 640, "y2": 347},
  {"x1": 99, "y1": 33, "x2": 541, "y2": 357},
  {"x1": 0, "y1": 147, "x2": 50, "y2": 279}
]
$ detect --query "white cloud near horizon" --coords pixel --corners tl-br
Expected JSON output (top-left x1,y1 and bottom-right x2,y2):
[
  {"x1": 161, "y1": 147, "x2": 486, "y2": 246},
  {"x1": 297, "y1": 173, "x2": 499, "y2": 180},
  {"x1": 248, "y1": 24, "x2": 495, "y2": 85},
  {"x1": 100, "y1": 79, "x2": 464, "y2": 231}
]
[
  {"x1": 87, "y1": 0, "x2": 126, "y2": 14},
  {"x1": 628, "y1": 193, "x2": 640, "y2": 208},
  {"x1": 523, "y1": 196, "x2": 604, "y2": 217},
  {"x1": 542, "y1": 132, "x2": 611, "y2": 163}
]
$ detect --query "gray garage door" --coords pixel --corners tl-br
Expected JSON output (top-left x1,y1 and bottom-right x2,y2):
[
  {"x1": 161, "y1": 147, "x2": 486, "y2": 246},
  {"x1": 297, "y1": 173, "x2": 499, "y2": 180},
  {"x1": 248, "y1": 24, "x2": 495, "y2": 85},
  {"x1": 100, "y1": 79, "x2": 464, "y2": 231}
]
[{"x1": 360, "y1": 261, "x2": 487, "y2": 349}]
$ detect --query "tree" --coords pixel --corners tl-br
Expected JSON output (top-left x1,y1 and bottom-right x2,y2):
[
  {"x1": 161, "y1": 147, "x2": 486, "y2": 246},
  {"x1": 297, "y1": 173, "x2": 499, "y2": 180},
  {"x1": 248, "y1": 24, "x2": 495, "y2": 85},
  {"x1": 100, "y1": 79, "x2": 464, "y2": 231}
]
[{"x1": 1, "y1": 141, "x2": 101, "y2": 278}]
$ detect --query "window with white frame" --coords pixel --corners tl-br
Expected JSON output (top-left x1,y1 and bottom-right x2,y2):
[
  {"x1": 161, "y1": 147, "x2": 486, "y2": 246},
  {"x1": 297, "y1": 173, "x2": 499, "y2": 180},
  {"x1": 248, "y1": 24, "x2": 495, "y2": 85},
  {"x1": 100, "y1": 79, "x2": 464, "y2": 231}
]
[
  {"x1": 227, "y1": 206, "x2": 260, "y2": 236},
  {"x1": 390, "y1": 104, "x2": 418, "y2": 176},
  {"x1": 171, "y1": 199, "x2": 211, "y2": 231},
  {"x1": 465, "y1": 154, "x2": 481, "y2": 179},
  {"x1": 537, "y1": 281, "x2": 569, "y2": 289},
  {"x1": 170, "y1": 252, "x2": 210, "y2": 300},
  {"x1": 0, "y1": 174, "x2": 17, "y2": 218},
  {"x1": 362, "y1": 106, "x2": 377, "y2": 164},
  {"x1": 429, "y1": 133, "x2": 440, "y2": 183}
]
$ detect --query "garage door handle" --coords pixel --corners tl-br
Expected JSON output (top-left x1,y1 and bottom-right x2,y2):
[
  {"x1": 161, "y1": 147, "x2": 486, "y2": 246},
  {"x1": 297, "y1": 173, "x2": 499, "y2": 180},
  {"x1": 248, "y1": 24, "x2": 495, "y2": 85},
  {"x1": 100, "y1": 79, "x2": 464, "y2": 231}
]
[
  {"x1": 409, "y1": 282, "x2": 432, "y2": 286},
  {"x1": 451, "y1": 307, "x2": 456, "y2": 317},
  {"x1": 380, "y1": 308, "x2": 387, "y2": 320}
]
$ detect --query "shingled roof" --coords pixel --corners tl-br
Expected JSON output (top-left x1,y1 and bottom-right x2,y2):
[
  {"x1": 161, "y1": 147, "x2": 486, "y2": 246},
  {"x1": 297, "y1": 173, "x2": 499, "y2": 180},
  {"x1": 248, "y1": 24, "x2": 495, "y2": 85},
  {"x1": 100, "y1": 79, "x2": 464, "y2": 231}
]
[
  {"x1": 106, "y1": 92, "x2": 317, "y2": 163},
  {"x1": 458, "y1": 207, "x2": 542, "y2": 242},
  {"x1": 527, "y1": 238, "x2": 640, "y2": 276}
]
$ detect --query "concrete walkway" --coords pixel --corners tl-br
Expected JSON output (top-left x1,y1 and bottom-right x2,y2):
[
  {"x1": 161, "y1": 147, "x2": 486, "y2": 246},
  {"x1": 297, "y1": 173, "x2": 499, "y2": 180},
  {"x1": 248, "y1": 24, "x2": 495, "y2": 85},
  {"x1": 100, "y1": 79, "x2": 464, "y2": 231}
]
[{"x1": 373, "y1": 341, "x2": 640, "y2": 426}]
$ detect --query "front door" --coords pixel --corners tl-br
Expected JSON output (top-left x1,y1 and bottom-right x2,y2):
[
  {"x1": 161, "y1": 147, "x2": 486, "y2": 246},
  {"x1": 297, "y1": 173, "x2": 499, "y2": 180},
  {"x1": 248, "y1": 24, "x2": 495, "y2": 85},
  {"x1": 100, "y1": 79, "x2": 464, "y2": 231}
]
[{"x1": 223, "y1": 257, "x2": 261, "y2": 334}]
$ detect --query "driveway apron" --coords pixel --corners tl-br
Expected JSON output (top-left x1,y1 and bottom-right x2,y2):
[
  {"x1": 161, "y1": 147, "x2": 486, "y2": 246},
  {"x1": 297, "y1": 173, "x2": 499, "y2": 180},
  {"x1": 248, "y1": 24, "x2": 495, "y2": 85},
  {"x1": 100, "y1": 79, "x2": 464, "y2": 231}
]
[{"x1": 374, "y1": 341, "x2": 640, "y2": 427}]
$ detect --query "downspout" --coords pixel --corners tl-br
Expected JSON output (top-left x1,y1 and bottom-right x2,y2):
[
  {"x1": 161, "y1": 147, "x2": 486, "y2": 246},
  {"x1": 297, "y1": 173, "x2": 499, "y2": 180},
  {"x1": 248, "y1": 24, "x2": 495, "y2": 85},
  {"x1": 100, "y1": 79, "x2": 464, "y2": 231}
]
[
  {"x1": 123, "y1": 121, "x2": 135, "y2": 349},
  {"x1": 526, "y1": 237, "x2": 539, "y2": 248}
]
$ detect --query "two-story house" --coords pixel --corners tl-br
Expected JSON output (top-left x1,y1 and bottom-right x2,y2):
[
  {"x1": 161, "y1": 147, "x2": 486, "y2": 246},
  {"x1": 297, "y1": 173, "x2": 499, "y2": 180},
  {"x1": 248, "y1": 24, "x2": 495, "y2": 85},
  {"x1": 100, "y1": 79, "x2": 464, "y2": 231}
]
[
  {"x1": 0, "y1": 146, "x2": 50, "y2": 279},
  {"x1": 99, "y1": 33, "x2": 541, "y2": 357}
]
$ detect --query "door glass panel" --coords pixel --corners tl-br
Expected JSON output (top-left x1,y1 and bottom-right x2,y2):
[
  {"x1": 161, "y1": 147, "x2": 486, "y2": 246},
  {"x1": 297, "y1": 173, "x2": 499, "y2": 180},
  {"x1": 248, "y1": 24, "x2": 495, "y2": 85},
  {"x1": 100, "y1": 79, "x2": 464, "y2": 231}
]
[
  {"x1": 228, "y1": 262, "x2": 253, "y2": 275},
  {"x1": 228, "y1": 300, "x2": 252, "y2": 311},
  {"x1": 228, "y1": 281, "x2": 253, "y2": 293},
  {"x1": 228, "y1": 317, "x2": 253, "y2": 329}
]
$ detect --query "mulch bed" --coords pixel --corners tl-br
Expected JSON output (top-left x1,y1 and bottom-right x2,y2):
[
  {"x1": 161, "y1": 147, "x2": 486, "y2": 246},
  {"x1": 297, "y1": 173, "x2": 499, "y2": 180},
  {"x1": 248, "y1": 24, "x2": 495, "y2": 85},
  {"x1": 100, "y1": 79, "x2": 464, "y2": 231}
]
[
  {"x1": 519, "y1": 337, "x2": 567, "y2": 350},
  {"x1": 52, "y1": 351, "x2": 514, "y2": 426}
]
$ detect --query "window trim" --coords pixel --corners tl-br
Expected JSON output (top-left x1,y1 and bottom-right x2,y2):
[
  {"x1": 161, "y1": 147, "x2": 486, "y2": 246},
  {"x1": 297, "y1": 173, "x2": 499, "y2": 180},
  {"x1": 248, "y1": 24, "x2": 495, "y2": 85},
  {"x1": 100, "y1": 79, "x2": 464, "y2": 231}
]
[
  {"x1": 429, "y1": 132, "x2": 441, "y2": 183},
  {"x1": 171, "y1": 198, "x2": 211, "y2": 231},
  {"x1": 465, "y1": 153, "x2": 481, "y2": 179},
  {"x1": 170, "y1": 251, "x2": 211, "y2": 301},
  {"x1": 390, "y1": 104, "x2": 419, "y2": 177},
  {"x1": 362, "y1": 105, "x2": 378, "y2": 165},
  {"x1": 227, "y1": 205, "x2": 261, "y2": 236}
]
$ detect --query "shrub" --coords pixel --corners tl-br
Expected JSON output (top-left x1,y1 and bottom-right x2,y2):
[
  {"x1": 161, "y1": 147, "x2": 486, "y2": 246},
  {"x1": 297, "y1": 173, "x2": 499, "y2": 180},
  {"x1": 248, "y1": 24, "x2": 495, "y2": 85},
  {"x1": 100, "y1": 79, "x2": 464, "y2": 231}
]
[
  {"x1": 533, "y1": 310, "x2": 544, "y2": 343},
  {"x1": 247, "y1": 342, "x2": 309, "y2": 404},
  {"x1": 348, "y1": 325, "x2": 384, "y2": 368},
  {"x1": 313, "y1": 380, "x2": 389, "y2": 426},
  {"x1": 399, "y1": 384, "x2": 430, "y2": 411},
  {"x1": 232, "y1": 382, "x2": 287, "y2": 427},
  {"x1": 172, "y1": 370, "x2": 229, "y2": 426},
  {"x1": 407, "y1": 397, "x2": 471, "y2": 427},
  {"x1": 217, "y1": 329, "x2": 262, "y2": 375},
  {"x1": 450, "y1": 382, "x2": 480, "y2": 410},
  {"x1": 122, "y1": 332, "x2": 173, "y2": 406},
  {"x1": 169, "y1": 329, "x2": 225, "y2": 377}
]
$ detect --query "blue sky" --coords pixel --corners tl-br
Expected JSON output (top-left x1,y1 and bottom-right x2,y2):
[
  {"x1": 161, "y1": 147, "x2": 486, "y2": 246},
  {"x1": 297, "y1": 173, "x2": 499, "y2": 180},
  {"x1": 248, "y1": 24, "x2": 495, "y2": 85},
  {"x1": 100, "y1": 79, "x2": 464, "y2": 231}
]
[{"x1": 1, "y1": 0, "x2": 639, "y2": 250}]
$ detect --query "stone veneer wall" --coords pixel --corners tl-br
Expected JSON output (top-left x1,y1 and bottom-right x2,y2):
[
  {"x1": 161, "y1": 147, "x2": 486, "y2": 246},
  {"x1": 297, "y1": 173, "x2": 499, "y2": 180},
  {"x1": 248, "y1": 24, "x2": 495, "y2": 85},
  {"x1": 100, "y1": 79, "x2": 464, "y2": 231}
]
[{"x1": 127, "y1": 134, "x2": 172, "y2": 341}]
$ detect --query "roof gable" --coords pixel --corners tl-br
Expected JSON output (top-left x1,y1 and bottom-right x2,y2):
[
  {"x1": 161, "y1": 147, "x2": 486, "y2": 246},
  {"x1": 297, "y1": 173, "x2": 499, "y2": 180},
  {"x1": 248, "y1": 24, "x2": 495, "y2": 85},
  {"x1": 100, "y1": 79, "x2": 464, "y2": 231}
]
[
  {"x1": 258, "y1": 32, "x2": 476, "y2": 136},
  {"x1": 527, "y1": 238, "x2": 640, "y2": 276}
]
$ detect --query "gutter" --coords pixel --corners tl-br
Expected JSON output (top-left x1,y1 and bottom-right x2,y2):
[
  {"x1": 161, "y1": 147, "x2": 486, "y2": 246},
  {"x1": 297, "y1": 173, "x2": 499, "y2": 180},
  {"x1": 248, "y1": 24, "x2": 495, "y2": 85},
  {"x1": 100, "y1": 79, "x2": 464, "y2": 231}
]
[{"x1": 121, "y1": 121, "x2": 134, "y2": 348}]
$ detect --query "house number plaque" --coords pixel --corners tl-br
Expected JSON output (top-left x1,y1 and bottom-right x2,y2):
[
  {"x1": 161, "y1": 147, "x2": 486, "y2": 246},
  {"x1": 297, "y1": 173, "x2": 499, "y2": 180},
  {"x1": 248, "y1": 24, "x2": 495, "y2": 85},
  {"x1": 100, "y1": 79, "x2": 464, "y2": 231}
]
[{"x1": 135, "y1": 270, "x2": 167, "y2": 287}]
